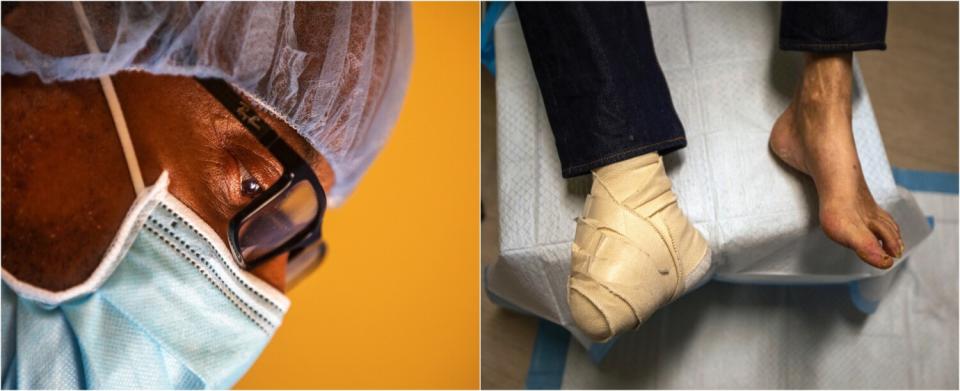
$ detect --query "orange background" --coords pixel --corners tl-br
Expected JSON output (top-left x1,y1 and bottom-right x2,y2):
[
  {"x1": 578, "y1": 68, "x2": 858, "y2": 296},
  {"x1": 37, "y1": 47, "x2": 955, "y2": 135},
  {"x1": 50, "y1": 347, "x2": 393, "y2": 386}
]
[{"x1": 236, "y1": 3, "x2": 479, "y2": 389}]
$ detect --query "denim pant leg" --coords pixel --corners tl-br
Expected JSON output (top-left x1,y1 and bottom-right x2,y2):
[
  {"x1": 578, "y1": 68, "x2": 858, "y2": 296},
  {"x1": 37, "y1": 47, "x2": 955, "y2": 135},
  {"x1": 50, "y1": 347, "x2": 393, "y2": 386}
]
[
  {"x1": 780, "y1": 2, "x2": 888, "y2": 52},
  {"x1": 516, "y1": 2, "x2": 686, "y2": 178}
]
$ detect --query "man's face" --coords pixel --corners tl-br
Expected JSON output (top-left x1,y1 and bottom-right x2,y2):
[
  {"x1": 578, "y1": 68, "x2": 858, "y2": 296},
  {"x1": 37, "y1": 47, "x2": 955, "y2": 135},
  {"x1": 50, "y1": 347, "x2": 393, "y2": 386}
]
[
  {"x1": 1, "y1": 72, "x2": 334, "y2": 292},
  {"x1": 1, "y1": 1, "x2": 399, "y2": 294}
]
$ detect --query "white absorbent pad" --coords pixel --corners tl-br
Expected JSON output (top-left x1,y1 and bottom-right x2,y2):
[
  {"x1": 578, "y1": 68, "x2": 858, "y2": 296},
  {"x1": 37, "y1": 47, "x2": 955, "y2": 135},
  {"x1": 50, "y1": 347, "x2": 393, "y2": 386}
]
[
  {"x1": 557, "y1": 186, "x2": 958, "y2": 389},
  {"x1": 487, "y1": 2, "x2": 933, "y2": 349}
]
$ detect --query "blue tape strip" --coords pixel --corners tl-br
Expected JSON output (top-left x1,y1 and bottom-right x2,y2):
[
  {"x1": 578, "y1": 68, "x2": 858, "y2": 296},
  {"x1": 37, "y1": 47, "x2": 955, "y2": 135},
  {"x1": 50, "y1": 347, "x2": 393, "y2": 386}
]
[
  {"x1": 526, "y1": 319, "x2": 570, "y2": 390},
  {"x1": 483, "y1": 267, "x2": 568, "y2": 387},
  {"x1": 480, "y1": 2, "x2": 509, "y2": 75},
  {"x1": 587, "y1": 337, "x2": 619, "y2": 364},
  {"x1": 892, "y1": 167, "x2": 959, "y2": 194}
]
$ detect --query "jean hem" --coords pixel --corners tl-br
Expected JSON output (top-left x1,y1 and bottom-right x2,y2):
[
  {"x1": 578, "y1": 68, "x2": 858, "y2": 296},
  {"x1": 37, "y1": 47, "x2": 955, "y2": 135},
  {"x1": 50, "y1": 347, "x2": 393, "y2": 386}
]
[
  {"x1": 779, "y1": 40, "x2": 887, "y2": 53},
  {"x1": 560, "y1": 137, "x2": 687, "y2": 178}
]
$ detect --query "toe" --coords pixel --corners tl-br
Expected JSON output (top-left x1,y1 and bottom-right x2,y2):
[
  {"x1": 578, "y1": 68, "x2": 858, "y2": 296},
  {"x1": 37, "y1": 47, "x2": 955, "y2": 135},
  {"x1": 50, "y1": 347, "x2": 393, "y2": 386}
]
[
  {"x1": 888, "y1": 217, "x2": 901, "y2": 235},
  {"x1": 876, "y1": 208, "x2": 902, "y2": 236},
  {"x1": 822, "y1": 213, "x2": 892, "y2": 269},
  {"x1": 567, "y1": 276, "x2": 641, "y2": 342},
  {"x1": 853, "y1": 233, "x2": 893, "y2": 269},
  {"x1": 568, "y1": 288, "x2": 613, "y2": 342},
  {"x1": 869, "y1": 219, "x2": 901, "y2": 259},
  {"x1": 824, "y1": 220, "x2": 893, "y2": 269},
  {"x1": 874, "y1": 209, "x2": 903, "y2": 256}
]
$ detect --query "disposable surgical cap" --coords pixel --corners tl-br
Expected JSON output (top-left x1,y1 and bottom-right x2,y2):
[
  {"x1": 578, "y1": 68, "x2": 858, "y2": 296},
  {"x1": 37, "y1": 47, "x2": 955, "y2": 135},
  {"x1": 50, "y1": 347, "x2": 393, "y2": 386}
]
[{"x1": 1, "y1": 2, "x2": 412, "y2": 206}]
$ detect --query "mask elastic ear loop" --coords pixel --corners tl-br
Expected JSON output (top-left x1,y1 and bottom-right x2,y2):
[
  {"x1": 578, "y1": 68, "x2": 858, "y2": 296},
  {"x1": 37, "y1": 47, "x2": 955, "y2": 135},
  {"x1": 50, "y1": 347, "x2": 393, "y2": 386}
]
[{"x1": 72, "y1": 1, "x2": 145, "y2": 195}]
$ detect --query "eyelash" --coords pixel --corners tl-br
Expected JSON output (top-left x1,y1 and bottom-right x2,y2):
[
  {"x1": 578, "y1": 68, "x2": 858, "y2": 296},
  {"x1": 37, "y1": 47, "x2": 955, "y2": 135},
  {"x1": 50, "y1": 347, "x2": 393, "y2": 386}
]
[
  {"x1": 236, "y1": 161, "x2": 264, "y2": 197},
  {"x1": 224, "y1": 138, "x2": 281, "y2": 200},
  {"x1": 241, "y1": 176, "x2": 263, "y2": 197}
]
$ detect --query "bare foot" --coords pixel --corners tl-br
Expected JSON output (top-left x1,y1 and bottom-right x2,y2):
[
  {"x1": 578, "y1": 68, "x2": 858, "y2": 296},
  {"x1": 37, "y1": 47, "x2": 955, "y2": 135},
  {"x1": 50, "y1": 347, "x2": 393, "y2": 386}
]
[{"x1": 770, "y1": 53, "x2": 903, "y2": 269}]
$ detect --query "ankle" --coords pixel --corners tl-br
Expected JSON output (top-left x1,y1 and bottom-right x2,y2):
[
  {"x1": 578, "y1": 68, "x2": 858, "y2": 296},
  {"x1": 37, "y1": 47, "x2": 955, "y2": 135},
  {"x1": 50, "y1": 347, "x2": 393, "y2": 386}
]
[{"x1": 797, "y1": 52, "x2": 853, "y2": 106}]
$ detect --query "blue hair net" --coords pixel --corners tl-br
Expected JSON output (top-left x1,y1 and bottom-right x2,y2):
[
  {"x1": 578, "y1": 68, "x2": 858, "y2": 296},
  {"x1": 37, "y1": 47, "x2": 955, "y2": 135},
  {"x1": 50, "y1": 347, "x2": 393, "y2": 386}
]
[{"x1": 2, "y1": 2, "x2": 412, "y2": 205}]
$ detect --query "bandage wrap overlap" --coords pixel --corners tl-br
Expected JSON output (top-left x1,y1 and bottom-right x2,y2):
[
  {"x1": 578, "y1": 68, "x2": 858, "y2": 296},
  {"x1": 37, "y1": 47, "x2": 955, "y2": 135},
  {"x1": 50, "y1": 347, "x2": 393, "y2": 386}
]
[{"x1": 568, "y1": 153, "x2": 710, "y2": 341}]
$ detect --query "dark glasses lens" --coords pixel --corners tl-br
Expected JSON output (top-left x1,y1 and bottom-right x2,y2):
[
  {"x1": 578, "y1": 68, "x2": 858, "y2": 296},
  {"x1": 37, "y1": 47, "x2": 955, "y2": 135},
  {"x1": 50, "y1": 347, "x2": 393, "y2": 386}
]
[{"x1": 236, "y1": 179, "x2": 319, "y2": 261}]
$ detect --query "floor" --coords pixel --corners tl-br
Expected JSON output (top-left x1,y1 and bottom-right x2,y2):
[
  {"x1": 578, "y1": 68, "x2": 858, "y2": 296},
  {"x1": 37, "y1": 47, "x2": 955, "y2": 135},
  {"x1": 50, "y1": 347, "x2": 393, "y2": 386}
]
[{"x1": 479, "y1": 3, "x2": 958, "y2": 389}]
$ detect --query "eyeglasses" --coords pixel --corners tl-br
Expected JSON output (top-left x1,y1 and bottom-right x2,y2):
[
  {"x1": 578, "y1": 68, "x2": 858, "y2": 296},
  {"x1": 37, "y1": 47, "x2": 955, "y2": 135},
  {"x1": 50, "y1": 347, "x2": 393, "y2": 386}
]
[{"x1": 196, "y1": 78, "x2": 327, "y2": 287}]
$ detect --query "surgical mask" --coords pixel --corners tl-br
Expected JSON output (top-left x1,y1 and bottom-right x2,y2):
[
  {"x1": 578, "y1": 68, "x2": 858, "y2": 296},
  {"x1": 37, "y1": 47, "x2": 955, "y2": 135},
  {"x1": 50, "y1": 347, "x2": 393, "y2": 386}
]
[
  {"x1": 2, "y1": 6, "x2": 289, "y2": 386},
  {"x1": 1, "y1": 172, "x2": 290, "y2": 389}
]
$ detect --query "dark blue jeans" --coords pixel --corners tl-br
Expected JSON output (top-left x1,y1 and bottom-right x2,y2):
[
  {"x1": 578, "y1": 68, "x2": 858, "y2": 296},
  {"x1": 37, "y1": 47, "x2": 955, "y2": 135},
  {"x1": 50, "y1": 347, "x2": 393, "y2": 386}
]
[{"x1": 516, "y1": 2, "x2": 888, "y2": 178}]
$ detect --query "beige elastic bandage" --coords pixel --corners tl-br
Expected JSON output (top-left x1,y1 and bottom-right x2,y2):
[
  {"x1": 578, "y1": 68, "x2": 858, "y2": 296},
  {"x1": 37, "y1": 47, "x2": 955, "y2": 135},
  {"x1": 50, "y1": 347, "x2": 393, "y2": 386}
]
[{"x1": 568, "y1": 152, "x2": 710, "y2": 342}]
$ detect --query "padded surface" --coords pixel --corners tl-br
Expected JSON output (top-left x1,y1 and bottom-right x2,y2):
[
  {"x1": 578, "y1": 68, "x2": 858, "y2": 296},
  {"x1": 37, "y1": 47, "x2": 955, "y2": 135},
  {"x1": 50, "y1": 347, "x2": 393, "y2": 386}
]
[
  {"x1": 487, "y1": 2, "x2": 933, "y2": 348},
  {"x1": 558, "y1": 187, "x2": 957, "y2": 389}
]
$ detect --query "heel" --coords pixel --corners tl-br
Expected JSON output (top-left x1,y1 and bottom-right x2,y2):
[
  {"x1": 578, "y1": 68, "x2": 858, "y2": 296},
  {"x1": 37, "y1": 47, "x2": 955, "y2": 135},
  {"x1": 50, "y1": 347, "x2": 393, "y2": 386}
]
[{"x1": 683, "y1": 248, "x2": 714, "y2": 293}]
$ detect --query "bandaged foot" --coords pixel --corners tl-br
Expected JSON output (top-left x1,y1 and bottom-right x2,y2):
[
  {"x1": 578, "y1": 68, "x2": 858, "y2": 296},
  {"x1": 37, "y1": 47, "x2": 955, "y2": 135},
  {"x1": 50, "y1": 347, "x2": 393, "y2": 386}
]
[{"x1": 568, "y1": 152, "x2": 711, "y2": 342}]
